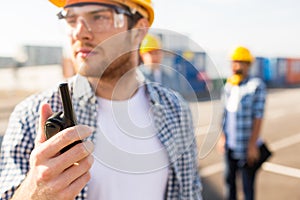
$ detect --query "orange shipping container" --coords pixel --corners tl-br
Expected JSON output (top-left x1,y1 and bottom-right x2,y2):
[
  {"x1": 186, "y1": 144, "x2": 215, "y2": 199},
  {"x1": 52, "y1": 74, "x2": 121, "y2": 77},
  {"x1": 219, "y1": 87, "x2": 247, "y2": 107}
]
[{"x1": 286, "y1": 58, "x2": 300, "y2": 84}]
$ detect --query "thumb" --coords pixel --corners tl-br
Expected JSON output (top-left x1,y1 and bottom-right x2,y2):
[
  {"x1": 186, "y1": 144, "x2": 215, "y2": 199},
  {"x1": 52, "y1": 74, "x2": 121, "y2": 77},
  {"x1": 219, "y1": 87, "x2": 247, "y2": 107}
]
[{"x1": 36, "y1": 102, "x2": 53, "y2": 146}]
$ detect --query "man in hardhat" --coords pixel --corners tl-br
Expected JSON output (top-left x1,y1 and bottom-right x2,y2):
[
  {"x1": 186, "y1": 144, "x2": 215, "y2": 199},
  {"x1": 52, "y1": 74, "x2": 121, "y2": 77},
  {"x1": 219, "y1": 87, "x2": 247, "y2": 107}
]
[
  {"x1": 0, "y1": 0, "x2": 202, "y2": 199},
  {"x1": 140, "y1": 34, "x2": 163, "y2": 64},
  {"x1": 219, "y1": 46, "x2": 267, "y2": 200},
  {"x1": 139, "y1": 34, "x2": 176, "y2": 90}
]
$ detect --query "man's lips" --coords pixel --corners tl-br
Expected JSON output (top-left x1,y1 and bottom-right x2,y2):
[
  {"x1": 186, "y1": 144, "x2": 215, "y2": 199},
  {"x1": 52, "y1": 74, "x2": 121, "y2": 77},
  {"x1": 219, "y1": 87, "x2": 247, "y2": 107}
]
[{"x1": 76, "y1": 49, "x2": 96, "y2": 59}]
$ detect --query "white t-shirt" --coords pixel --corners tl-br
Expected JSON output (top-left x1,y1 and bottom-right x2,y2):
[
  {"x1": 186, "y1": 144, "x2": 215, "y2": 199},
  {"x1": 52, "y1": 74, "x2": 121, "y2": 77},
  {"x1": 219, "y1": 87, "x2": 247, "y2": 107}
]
[
  {"x1": 225, "y1": 86, "x2": 240, "y2": 149},
  {"x1": 87, "y1": 86, "x2": 169, "y2": 200},
  {"x1": 153, "y1": 69, "x2": 162, "y2": 83}
]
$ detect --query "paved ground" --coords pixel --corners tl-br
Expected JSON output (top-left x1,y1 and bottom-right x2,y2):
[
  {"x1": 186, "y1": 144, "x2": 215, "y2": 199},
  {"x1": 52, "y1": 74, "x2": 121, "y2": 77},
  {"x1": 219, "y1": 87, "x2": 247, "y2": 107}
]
[{"x1": 1, "y1": 66, "x2": 300, "y2": 199}]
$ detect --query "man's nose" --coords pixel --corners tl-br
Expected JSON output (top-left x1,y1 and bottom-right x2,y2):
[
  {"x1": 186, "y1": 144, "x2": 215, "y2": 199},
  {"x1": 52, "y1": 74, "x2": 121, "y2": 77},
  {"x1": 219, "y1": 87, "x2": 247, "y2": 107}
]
[{"x1": 72, "y1": 17, "x2": 93, "y2": 40}]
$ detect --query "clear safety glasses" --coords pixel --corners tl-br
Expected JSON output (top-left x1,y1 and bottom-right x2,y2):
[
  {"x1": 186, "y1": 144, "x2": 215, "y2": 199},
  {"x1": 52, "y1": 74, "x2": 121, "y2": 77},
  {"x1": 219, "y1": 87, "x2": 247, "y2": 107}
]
[{"x1": 57, "y1": 4, "x2": 132, "y2": 33}]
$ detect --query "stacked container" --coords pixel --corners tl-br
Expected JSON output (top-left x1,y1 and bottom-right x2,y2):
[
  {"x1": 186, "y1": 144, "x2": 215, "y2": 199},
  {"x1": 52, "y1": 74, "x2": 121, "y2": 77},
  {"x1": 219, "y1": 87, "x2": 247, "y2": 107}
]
[
  {"x1": 171, "y1": 51, "x2": 207, "y2": 100},
  {"x1": 286, "y1": 58, "x2": 300, "y2": 85}
]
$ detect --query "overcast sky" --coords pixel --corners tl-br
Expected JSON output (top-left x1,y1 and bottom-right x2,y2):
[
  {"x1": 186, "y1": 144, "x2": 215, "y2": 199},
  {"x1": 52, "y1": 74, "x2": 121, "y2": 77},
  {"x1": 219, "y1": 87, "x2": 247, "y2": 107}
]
[{"x1": 1, "y1": 0, "x2": 300, "y2": 75}]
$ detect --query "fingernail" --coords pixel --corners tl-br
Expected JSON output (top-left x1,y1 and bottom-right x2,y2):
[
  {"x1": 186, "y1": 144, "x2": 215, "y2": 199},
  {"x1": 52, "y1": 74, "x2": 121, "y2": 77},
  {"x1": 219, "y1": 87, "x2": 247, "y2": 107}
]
[{"x1": 86, "y1": 126, "x2": 95, "y2": 133}]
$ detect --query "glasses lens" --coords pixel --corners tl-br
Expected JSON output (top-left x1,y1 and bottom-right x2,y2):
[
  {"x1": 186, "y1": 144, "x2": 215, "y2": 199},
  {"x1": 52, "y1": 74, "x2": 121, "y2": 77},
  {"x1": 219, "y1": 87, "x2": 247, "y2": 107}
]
[{"x1": 60, "y1": 5, "x2": 126, "y2": 33}]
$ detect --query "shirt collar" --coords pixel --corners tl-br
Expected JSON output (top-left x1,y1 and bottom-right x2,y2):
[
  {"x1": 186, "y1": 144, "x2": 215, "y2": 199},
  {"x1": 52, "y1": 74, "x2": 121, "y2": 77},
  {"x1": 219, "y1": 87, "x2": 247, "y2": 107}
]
[
  {"x1": 239, "y1": 76, "x2": 250, "y2": 85},
  {"x1": 72, "y1": 74, "x2": 95, "y2": 100},
  {"x1": 143, "y1": 80, "x2": 162, "y2": 106}
]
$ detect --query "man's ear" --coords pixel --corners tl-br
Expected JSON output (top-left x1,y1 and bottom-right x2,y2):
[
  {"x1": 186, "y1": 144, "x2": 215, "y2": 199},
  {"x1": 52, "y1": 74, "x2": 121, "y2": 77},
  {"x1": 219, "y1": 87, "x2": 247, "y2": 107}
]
[{"x1": 132, "y1": 18, "x2": 149, "y2": 44}]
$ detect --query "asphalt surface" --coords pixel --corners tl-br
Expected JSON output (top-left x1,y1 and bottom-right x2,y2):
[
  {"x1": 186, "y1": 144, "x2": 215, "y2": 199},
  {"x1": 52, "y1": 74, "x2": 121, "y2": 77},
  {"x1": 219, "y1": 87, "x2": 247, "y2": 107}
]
[{"x1": 1, "y1": 66, "x2": 299, "y2": 199}]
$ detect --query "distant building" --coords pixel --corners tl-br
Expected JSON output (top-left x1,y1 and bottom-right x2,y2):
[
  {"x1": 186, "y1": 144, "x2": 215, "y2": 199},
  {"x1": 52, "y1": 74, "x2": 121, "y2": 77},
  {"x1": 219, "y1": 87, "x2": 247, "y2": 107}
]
[
  {"x1": 20, "y1": 45, "x2": 63, "y2": 66},
  {"x1": 0, "y1": 57, "x2": 17, "y2": 68}
]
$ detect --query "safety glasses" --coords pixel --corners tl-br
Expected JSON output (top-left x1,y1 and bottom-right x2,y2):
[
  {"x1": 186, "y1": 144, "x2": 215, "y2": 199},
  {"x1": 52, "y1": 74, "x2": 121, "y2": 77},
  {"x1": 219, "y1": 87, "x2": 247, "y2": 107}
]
[{"x1": 57, "y1": 4, "x2": 132, "y2": 33}]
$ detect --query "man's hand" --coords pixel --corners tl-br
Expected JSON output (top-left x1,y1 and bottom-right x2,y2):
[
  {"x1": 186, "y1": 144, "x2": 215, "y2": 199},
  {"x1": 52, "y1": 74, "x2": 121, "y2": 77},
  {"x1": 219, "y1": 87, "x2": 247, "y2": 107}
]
[
  {"x1": 12, "y1": 103, "x2": 94, "y2": 200},
  {"x1": 217, "y1": 133, "x2": 226, "y2": 154},
  {"x1": 247, "y1": 143, "x2": 259, "y2": 167}
]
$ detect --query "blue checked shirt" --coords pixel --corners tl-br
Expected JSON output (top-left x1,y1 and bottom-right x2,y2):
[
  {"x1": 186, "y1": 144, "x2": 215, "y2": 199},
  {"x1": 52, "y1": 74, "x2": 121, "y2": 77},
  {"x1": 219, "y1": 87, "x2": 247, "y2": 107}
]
[
  {"x1": 222, "y1": 77, "x2": 266, "y2": 160},
  {"x1": 0, "y1": 75, "x2": 202, "y2": 200}
]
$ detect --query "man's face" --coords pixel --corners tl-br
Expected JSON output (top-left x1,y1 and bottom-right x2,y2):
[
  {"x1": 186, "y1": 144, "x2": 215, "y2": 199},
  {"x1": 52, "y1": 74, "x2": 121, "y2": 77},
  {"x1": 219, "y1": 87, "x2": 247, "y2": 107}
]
[
  {"x1": 231, "y1": 61, "x2": 251, "y2": 77},
  {"x1": 141, "y1": 49, "x2": 163, "y2": 70},
  {"x1": 62, "y1": 3, "x2": 138, "y2": 80}
]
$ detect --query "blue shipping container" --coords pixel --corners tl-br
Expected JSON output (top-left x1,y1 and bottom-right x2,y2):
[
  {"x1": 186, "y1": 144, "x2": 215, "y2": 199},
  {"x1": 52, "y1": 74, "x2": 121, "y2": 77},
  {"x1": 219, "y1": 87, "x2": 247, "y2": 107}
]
[{"x1": 172, "y1": 51, "x2": 207, "y2": 99}]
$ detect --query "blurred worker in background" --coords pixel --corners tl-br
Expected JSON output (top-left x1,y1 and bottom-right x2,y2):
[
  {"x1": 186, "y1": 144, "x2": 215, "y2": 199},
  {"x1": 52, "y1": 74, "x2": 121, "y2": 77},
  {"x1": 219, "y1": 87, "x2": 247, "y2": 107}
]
[
  {"x1": 139, "y1": 34, "x2": 177, "y2": 90},
  {"x1": 0, "y1": 0, "x2": 202, "y2": 199},
  {"x1": 219, "y1": 46, "x2": 267, "y2": 200}
]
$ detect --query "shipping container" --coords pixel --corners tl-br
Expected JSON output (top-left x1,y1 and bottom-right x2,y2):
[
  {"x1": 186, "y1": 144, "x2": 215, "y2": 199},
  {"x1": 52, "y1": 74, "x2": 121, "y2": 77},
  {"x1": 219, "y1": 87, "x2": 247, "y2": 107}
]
[
  {"x1": 286, "y1": 58, "x2": 300, "y2": 85},
  {"x1": 273, "y1": 58, "x2": 288, "y2": 87},
  {"x1": 251, "y1": 57, "x2": 272, "y2": 84},
  {"x1": 172, "y1": 51, "x2": 207, "y2": 100}
]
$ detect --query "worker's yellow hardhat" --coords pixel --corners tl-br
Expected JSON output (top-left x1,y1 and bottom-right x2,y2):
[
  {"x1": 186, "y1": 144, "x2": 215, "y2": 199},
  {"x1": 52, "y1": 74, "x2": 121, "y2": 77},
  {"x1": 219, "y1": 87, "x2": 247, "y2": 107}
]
[
  {"x1": 49, "y1": 0, "x2": 154, "y2": 26},
  {"x1": 230, "y1": 46, "x2": 254, "y2": 63},
  {"x1": 140, "y1": 34, "x2": 161, "y2": 54}
]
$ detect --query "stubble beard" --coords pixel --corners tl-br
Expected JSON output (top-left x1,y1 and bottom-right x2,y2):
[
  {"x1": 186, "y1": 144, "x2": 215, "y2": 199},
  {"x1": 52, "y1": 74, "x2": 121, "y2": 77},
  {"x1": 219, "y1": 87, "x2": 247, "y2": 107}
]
[
  {"x1": 77, "y1": 32, "x2": 137, "y2": 83},
  {"x1": 99, "y1": 51, "x2": 135, "y2": 83}
]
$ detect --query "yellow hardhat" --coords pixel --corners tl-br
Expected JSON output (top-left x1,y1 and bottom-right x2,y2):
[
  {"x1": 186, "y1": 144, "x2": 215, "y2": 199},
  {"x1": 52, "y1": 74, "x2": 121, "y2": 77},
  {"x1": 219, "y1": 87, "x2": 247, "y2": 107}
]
[
  {"x1": 49, "y1": 0, "x2": 154, "y2": 26},
  {"x1": 230, "y1": 46, "x2": 254, "y2": 63},
  {"x1": 140, "y1": 34, "x2": 162, "y2": 54}
]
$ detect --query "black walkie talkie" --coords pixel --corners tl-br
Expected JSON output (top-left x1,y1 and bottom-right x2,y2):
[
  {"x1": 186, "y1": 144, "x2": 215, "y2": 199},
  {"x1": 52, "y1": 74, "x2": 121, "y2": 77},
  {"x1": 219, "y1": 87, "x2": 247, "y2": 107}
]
[{"x1": 44, "y1": 83, "x2": 82, "y2": 153}]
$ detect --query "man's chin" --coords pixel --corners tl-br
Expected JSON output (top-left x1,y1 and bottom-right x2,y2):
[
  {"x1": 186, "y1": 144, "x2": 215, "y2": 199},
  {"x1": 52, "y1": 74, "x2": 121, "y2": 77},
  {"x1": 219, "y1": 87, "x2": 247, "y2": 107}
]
[{"x1": 77, "y1": 66, "x2": 108, "y2": 80}]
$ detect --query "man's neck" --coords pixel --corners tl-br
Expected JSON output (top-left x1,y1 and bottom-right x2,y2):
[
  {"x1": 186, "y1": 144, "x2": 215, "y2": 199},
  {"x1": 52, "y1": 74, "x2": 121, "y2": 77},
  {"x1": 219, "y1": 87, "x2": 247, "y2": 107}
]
[{"x1": 88, "y1": 69, "x2": 141, "y2": 100}]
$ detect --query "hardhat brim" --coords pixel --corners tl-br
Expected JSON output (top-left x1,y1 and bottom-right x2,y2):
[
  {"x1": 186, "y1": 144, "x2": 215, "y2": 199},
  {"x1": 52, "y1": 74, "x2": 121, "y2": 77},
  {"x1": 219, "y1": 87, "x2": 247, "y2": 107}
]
[{"x1": 49, "y1": 0, "x2": 154, "y2": 26}]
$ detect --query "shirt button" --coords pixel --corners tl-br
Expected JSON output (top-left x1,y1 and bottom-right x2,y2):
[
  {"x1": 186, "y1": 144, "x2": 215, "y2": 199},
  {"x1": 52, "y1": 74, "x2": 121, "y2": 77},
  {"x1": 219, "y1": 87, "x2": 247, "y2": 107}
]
[
  {"x1": 90, "y1": 97, "x2": 96, "y2": 104},
  {"x1": 79, "y1": 100, "x2": 85, "y2": 107}
]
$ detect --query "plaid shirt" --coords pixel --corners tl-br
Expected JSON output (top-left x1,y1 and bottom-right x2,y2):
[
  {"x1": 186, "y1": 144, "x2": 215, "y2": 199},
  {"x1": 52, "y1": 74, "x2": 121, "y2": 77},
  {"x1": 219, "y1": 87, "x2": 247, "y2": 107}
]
[
  {"x1": 222, "y1": 77, "x2": 266, "y2": 159},
  {"x1": 0, "y1": 75, "x2": 202, "y2": 200}
]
